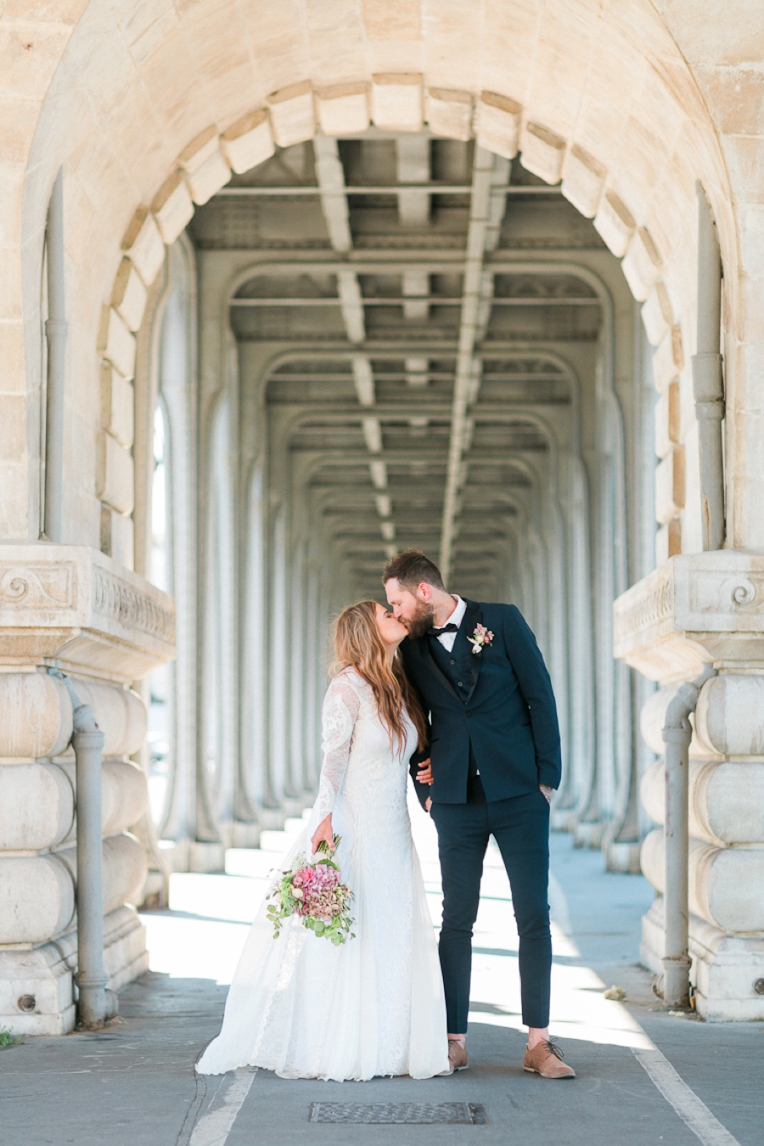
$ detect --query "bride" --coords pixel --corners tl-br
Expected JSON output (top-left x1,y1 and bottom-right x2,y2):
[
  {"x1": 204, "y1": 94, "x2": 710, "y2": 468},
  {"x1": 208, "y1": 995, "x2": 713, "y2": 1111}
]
[{"x1": 197, "y1": 600, "x2": 449, "y2": 1081}]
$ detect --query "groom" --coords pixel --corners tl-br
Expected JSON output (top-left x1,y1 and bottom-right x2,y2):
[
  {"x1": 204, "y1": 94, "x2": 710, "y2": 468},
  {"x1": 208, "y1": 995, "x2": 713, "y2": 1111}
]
[{"x1": 383, "y1": 549, "x2": 575, "y2": 1080}]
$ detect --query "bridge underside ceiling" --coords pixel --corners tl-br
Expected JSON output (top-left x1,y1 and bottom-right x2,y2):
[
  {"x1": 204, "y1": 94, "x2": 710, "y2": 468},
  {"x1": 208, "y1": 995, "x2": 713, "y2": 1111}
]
[{"x1": 191, "y1": 133, "x2": 605, "y2": 600}]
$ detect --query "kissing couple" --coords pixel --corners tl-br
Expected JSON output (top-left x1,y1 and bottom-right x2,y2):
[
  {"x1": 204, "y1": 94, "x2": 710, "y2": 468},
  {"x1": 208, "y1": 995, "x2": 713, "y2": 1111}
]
[{"x1": 198, "y1": 549, "x2": 575, "y2": 1082}]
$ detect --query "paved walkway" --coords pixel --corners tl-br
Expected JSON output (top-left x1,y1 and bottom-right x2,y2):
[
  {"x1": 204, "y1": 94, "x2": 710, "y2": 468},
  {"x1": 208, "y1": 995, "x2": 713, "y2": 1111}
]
[{"x1": 2, "y1": 803, "x2": 762, "y2": 1146}]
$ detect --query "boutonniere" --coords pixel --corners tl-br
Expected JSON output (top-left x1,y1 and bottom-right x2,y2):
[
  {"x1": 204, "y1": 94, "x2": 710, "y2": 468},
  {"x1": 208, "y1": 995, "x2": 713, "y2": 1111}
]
[{"x1": 467, "y1": 623, "x2": 494, "y2": 655}]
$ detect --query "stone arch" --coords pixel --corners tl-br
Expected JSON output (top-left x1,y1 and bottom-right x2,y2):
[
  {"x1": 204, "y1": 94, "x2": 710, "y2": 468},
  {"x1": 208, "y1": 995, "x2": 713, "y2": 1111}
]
[{"x1": 13, "y1": 0, "x2": 739, "y2": 555}]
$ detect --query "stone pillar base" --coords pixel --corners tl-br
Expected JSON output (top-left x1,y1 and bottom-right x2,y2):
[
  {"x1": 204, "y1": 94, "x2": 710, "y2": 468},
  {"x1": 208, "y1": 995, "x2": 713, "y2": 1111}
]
[
  {"x1": 0, "y1": 906, "x2": 148, "y2": 1036},
  {"x1": 604, "y1": 838, "x2": 642, "y2": 873},
  {"x1": 231, "y1": 821, "x2": 261, "y2": 849},
  {"x1": 573, "y1": 820, "x2": 605, "y2": 848},
  {"x1": 641, "y1": 896, "x2": 764, "y2": 1021},
  {"x1": 550, "y1": 808, "x2": 577, "y2": 832}
]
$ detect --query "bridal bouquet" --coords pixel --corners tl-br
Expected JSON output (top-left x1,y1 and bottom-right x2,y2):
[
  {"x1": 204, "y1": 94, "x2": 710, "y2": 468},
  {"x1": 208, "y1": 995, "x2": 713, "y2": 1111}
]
[{"x1": 267, "y1": 836, "x2": 355, "y2": 945}]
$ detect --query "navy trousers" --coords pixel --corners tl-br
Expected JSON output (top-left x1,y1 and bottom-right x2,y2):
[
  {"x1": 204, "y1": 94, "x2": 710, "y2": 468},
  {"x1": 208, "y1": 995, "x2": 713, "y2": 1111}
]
[{"x1": 429, "y1": 775, "x2": 552, "y2": 1032}]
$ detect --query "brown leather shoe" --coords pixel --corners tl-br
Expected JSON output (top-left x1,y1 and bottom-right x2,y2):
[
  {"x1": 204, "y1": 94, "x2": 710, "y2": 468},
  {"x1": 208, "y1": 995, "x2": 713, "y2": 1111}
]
[
  {"x1": 447, "y1": 1040, "x2": 469, "y2": 1071},
  {"x1": 523, "y1": 1040, "x2": 576, "y2": 1079}
]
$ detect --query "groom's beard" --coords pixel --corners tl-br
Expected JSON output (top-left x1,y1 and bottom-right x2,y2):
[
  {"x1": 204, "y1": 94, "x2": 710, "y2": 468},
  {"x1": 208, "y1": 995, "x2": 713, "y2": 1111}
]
[{"x1": 403, "y1": 601, "x2": 437, "y2": 639}]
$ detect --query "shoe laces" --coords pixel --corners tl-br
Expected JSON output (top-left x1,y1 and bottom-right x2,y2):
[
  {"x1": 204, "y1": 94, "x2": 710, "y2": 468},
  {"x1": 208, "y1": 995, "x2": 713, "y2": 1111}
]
[{"x1": 541, "y1": 1040, "x2": 564, "y2": 1060}]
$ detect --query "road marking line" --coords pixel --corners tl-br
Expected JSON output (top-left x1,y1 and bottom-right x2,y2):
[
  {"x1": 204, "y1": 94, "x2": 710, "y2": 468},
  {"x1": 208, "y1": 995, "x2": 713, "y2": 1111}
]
[
  {"x1": 188, "y1": 1068, "x2": 257, "y2": 1146},
  {"x1": 633, "y1": 1049, "x2": 741, "y2": 1146}
]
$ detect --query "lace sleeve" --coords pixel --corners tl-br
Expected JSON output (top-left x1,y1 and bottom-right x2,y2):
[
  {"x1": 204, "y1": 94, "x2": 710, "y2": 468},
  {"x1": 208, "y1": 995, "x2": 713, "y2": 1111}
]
[{"x1": 312, "y1": 673, "x2": 361, "y2": 824}]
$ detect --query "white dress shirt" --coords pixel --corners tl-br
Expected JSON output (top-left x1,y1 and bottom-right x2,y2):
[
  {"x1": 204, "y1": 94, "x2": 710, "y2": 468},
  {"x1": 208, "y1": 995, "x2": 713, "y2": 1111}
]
[{"x1": 436, "y1": 595, "x2": 467, "y2": 653}]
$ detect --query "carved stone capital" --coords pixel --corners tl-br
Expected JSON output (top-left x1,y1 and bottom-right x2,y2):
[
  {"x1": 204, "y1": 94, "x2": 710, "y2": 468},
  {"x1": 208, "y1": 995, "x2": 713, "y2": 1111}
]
[
  {"x1": 614, "y1": 552, "x2": 764, "y2": 683},
  {"x1": 0, "y1": 543, "x2": 175, "y2": 682}
]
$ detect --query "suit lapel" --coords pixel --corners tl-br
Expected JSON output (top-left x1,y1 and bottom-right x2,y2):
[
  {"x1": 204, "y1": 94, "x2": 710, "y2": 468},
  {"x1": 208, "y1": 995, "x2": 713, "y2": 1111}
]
[
  {"x1": 416, "y1": 636, "x2": 462, "y2": 704},
  {"x1": 459, "y1": 600, "x2": 485, "y2": 705}
]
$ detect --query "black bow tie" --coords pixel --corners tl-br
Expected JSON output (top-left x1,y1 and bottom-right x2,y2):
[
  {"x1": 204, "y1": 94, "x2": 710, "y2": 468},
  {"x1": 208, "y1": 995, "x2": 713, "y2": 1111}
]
[{"x1": 429, "y1": 622, "x2": 459, "y2": 637}]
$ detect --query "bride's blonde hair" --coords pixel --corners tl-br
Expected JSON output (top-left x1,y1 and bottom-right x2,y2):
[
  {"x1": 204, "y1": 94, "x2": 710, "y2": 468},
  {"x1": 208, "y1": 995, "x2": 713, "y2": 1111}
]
[{"x1": 332, "y1": 600, "x2": 428, "y2": 752}]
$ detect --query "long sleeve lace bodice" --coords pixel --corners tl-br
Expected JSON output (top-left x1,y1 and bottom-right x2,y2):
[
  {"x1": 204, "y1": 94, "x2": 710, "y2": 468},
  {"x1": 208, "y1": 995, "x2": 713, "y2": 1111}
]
[{"x1": 312, "y1": 670, "x2": 361, "y2": 824}]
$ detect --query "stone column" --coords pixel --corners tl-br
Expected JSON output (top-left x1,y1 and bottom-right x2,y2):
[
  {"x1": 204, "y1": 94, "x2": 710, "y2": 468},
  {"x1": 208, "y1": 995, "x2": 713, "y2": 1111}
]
[
  {"x1": 615, "y1": 552, "x2": 764, "y2": 1020},
  {"x1": 0, "y1": 544, "x2": 175, "y2": 1034}
]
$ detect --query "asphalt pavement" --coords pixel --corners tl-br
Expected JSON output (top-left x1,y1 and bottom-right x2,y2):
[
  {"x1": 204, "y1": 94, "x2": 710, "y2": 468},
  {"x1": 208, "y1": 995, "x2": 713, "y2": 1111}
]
[{"x1": 1, "y1": 805, "x2": 762, "y2": 1146}]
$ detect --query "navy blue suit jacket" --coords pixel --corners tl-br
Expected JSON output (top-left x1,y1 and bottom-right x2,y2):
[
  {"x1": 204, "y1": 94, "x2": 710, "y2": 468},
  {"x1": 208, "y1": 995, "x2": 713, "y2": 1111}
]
[{"x1": 403, "y1": 599, "x2": 562, "y2": 807}]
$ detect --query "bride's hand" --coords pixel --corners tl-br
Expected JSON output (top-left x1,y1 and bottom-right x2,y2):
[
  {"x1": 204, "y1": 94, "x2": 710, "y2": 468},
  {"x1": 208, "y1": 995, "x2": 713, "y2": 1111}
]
[{"x1": 311, "y1": 814, "x2": 335, "y2": 855}]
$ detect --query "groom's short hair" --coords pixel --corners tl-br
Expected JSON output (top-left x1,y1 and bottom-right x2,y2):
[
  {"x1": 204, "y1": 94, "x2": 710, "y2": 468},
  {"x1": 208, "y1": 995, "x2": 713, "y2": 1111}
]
[{"x1": 382, "y1": 549, "x2": 446, "y2": 592}]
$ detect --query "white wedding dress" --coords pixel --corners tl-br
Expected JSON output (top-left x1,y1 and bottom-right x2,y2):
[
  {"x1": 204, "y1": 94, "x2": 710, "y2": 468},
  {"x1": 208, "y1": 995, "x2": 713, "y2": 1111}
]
[{"x1": 197, "y1": 668, "x2": 449, "y2": 1081}]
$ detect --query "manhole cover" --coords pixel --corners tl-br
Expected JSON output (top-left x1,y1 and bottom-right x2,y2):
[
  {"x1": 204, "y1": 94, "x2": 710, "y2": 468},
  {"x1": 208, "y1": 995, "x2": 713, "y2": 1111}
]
[{"x1": 308, "y1": 1102, "x2": 488, "y2": 1124}]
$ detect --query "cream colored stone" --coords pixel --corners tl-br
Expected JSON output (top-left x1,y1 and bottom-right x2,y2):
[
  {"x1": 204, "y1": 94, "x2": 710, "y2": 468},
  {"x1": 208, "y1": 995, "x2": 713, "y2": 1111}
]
[
  {"x1": 642, "y1": 827, "x2": 764, "y2": 934},
  {"x1": 0, "y1": 833, "x2": 148, "y2": 944},
  {"x1": 640, "y1": 757, "x2": 664, "y2": 825},
  {"x1": 654, "y1": 387, "x2": 671, "y2": 459},
  {"x1": 371, "y1": 73, "x2": 423, "y2": 131},
  {"x1": 0, "y1": 854, "x2": 75, "y2": 944},
  {"x1": 151, "y1": 171, "x2": 194, "y2": 244},
  {"x1": 655, "y1": 445, "x2": 685, "y2": 523},
  {"x1": 614, "y1": 552, "x2": 764, "y2": 686},
  {"x1": 177, "y1": 126, "x2": 219, "y2": 173},
  {"x1": 0, "y1": 905, "x2": 146, "y2": 1037},
  {"x1": 0, "y1": 763, "x2": 73, "y2": 851},
  {"x1": 101, "y1": 833, "x2": 148, "y2": 910},
  {"x1": 121, "y1": 207, "x2": 165, "y2": 287},
  {"x1": 316, "y1": 82, "x2": 370, "y2": 135},
  {"x1": 641, "y1": 281, "x2": 674, "y2": 346},
  {"x1": 655, "y1": 522, "x2": 669, "y2": 566},
  {"x1": 0, "y1": 544, "x2": 174, "y2": 682},
  {"x1": 561, "y1": 143, "x2": 607, "y2": 217},
  {"x1": 622, "y1": 225, "x2": 663, "y2": 301},
  {"x1": 475, "y1": 90, "x2": 521, "y2": 160},
  {"x1": 0, "y1": 941, "x2": 75, "y2": 1036},
  {"x1": 183, "y1": 149, "x2": 231, "y2": 206},
  {"x1": 362, "y1": 0, "x2": 421, "y2": 39},
  {"x1": 593, "y1": 190, "x2": 636, "y2": 257},
  {"x1": 639, "y1": 683, "x2": 716, "y2": 760},
  {"x1": 0, "y1": 672, "x2": 72, "y2": 759},
  {"x1": 100, "y1": 505, "x2": 134, "y2": 571},
  {"x1": 691, "y1": 758, "x2": 764, "y2": 845},
  {"x1": 111, "y1": 257, "x2": 148, "y2": 334},
  {"x1": 101, "y1": 761, "x2": 148, "y2": 835},
  {"x1": 520, "y1": 121, "x2": 567, "y2": 185},
  {"x1": 67, "y1": 679, "x2": 147, "y2": 757},
  {"x1": 97, "y1": 306, "x2": 136, "y2": 381},
  {"x1": 652, "y1": 325, "x2": 684, "y2": 392},
  {"x1": 654, "y1": 380, "x2": 680, "y2": 459},
  {"x1": 268, "y1": 81, "x2": 316, "y2": 147},
  {"x1": 696, "y1": 674, "x2": 764, "y2": 756},
  {"x1": 97, "y1": 432, "x2": 134, "y2": 516},
  {"x1": 425, "y1": 87, "x2": 473, "y2": 142},
  {"x1": 100, "y1": 364, "x2": 134, "y2": 450},
  {"x1": 221, "y1": 109, "x2": 275, "y2": 174}
]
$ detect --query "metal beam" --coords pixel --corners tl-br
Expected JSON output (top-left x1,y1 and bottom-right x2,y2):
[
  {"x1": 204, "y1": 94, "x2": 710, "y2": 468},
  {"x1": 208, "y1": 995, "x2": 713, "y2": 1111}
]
[
  {"x1": 311, "y1": 137, "x2": 389, "y2": 531},
  {"x1": 216, "y1": 184, "x2": 563, "y2": 197},
  {"x1": 440, "y1": 147, "x2": 508, "y2": 582},
  {"x1": 231, "y1": 296, "x2": 599, "y2": 307}
]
